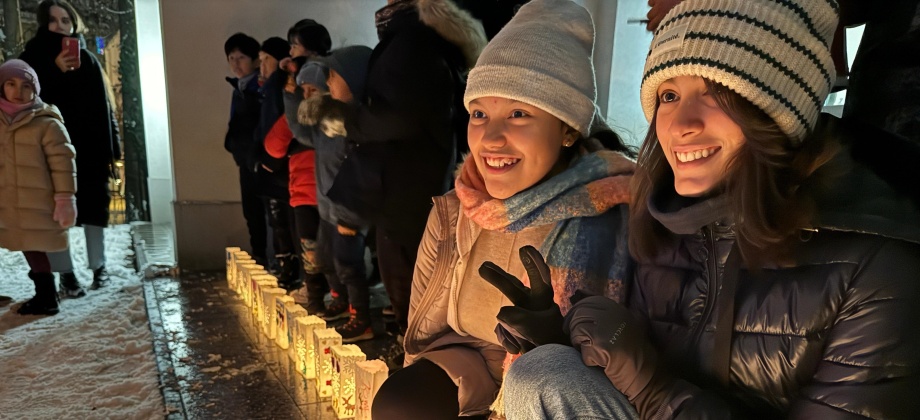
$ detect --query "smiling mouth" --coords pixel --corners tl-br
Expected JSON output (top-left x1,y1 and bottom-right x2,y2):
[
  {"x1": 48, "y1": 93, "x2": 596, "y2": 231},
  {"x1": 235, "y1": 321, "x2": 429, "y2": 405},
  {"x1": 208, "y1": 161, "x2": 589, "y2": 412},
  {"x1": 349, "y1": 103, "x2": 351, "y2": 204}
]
[
  {"x1": 675, "y1": 146, "x2": 720, "y2": 163},
  {"x1": 484, "y1": 157, "x2": 520, "y2": 169}
]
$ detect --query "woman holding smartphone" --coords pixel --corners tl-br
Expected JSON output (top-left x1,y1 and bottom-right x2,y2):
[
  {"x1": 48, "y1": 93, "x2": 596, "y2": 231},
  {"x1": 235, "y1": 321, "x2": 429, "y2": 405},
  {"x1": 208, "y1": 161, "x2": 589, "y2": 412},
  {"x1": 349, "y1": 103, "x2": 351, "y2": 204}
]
[{"x1": 20, "y1": 0, "x2": 120, "y2": 296}]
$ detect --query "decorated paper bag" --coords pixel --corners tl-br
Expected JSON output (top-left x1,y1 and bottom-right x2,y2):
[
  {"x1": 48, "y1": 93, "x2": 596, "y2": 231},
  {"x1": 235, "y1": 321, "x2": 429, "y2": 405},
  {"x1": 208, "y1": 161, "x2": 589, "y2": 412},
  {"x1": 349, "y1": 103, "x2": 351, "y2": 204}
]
[
  {"x1": 286, "y1": 303, "x2": 308, "y2": 363},
  {"x1": 314, "y1": 328, "x2": 343, "y2": 398},
  {"x1": 250, "y1": 276, "x2": 277, "y2": 317},
  {"x1": 274, "y1": 295, "x2": 295, "y2": 348},
  {"x1": 225, "y1": 247, "x2": 241, "y2": 289},
  {"x1": 354, "y1": 360, "x2": 389, "y2": 420},
  {"x1": 261, "y1": 288, "x2": 287, "y2": 338},
  {"x1": 331, "y1": 345, "x2": 366, "y2": 419},
  {"x1": 294, "y1": 315, "x2": 326, "y2": 378}
]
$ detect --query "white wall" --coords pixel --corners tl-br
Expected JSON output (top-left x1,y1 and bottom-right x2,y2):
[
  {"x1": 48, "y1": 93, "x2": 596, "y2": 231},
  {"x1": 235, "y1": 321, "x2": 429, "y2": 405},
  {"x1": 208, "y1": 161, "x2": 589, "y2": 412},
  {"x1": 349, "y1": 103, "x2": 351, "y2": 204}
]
[
  {"x1": 161, "y1": 0, "x2": 383, "y2": 202},
  {"x1": 156, "y1": 0, "x2": 384, "y2": 269}
]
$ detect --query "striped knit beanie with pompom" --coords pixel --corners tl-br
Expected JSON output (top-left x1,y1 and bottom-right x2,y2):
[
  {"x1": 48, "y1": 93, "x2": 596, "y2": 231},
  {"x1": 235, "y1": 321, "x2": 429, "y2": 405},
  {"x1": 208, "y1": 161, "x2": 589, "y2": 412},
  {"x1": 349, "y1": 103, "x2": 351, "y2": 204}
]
[{"x1": 640, "y1": 0, "x2": 839, "y2": 142}]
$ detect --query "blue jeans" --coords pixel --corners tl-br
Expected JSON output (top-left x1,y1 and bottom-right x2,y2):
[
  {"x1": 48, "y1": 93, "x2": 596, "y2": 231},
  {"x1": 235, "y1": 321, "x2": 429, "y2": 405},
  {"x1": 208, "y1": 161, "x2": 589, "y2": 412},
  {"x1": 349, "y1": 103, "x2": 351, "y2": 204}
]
[{"x1": 504, "y1": 344, "x2": 639, "y2": 420}]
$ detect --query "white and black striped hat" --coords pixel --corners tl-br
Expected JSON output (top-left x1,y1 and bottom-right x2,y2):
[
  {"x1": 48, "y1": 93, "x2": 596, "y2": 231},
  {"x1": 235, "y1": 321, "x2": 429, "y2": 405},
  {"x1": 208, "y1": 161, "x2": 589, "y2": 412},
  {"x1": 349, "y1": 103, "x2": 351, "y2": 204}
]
[{"x1": 640, "y1": 0, "x2": 839, "y2": 142}]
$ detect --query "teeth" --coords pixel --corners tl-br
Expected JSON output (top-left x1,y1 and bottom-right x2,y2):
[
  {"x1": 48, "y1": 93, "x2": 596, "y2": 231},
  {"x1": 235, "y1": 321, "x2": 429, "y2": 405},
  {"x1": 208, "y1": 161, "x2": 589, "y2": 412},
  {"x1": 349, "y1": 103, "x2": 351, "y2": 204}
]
[
  {"x1": 676, "y1": 147, "x2": 718, "y2": 163},
  {"x1": 484, "y1": 157, "x2": 520, "y2": 168}
]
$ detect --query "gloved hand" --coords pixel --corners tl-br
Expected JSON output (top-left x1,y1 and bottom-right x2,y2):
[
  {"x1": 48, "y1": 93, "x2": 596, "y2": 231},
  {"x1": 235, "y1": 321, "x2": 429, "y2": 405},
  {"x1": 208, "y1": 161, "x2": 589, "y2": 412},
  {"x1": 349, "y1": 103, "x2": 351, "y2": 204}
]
[
  {"x1": 297, "y1": 94, "x2": 349, "y2": 137},
  {"x1": 479, "y1": 245, "x2": 568, "y2": 354},
  {"x1": 53, "y1": 193, "x2": 77, "y2": 228},
  {"x1": 564, "y1": 295, "x2": 661, "y2": 404}
]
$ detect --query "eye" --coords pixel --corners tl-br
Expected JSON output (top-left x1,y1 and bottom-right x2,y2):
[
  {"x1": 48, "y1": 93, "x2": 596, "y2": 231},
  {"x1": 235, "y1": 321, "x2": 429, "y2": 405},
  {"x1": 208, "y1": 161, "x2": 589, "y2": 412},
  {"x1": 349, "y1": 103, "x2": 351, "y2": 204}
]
[
  {"x1": 510, "y1": 110, "x2": 528, "y2": 118},
  {"x1": 471, "y1": 110, "x2": 486, "y2": 119},
  {"x1": 659, "y1": 90, "x2": 679, "y2": 103}
]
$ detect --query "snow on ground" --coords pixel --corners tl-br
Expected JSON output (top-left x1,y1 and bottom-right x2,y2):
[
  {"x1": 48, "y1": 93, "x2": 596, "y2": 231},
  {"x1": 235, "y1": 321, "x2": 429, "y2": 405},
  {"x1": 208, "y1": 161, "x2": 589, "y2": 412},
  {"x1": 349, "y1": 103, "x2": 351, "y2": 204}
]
[{"x1": 0, "y1": 225, "x2": 165, "y2": 419}]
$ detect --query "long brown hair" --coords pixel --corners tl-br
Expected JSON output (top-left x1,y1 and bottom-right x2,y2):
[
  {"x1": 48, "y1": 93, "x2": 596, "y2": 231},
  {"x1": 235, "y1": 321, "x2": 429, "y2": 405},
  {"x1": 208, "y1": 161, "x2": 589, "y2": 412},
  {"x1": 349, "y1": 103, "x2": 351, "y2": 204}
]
[
  {"x1": 37, "y1": 0, "x2": 86, "y2": 34},
  {"x1": 629, "y1": 79, "x2": 834, "y2": 266}
]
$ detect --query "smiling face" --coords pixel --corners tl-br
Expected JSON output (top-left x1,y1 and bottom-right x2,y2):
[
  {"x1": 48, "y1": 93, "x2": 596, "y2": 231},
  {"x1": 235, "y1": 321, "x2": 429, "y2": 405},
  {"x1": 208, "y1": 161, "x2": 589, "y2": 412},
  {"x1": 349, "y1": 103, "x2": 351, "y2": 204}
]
[
  {"x1": 467, "y1": 97, "x2": 574, "y2": 199},
  {"x1": 227, "y1": 49, "x2": 257, "y2": 79},
  {"x1": 2, "y1": 77, "x2": 36, "y2": 105},
  {"x1": 655, "y1": 76, "x2": 746, "y2": 197},
  {"x1": 48, "y1": 5, "x2": 74, "y2": 35}
]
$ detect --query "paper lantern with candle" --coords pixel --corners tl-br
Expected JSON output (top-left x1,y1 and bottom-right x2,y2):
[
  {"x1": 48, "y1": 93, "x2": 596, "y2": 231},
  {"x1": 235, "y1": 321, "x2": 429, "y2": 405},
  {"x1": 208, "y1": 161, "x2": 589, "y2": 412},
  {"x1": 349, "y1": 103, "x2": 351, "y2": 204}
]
[
  {"x1": 230, "y1": 254, "x2": 252, "y2": 293},
  {"x1": 314, "y1": 328, "x2": 343, "y2": 399},
  {"x1": 239, "y1": 263, "x2": 265, "y2": 302},
  {"x1": 331, "y1": 344, "x2": 366, "y2": 419},
  {"x1": 274, "y1": 295, "x2": 295, "y2": 348},
  {"x1": 285, "y1": 303, "x2": 308, "y2": 363},
  {"x1": 261, "y1": 287, "x2": 287, "y2": 338},
  {"x1": 225, "y1": 247, "x2": 241, "y2": 289},
  {"x1": 354, "y1": 360, "x2": 388, "y2": 420},
  {"x1": 249, "y1": 274, "x2": 277, "y2": 315},
  {"x1": 295, "y1": 315, "x2": 326, "y2": 378}
]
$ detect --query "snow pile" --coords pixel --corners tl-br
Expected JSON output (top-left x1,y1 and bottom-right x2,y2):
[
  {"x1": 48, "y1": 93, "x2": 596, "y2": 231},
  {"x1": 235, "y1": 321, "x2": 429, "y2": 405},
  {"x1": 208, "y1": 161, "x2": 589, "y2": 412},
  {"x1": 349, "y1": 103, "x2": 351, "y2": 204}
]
[{"x1": 0, "y1": 225, "x2": 165, "y2": 418}]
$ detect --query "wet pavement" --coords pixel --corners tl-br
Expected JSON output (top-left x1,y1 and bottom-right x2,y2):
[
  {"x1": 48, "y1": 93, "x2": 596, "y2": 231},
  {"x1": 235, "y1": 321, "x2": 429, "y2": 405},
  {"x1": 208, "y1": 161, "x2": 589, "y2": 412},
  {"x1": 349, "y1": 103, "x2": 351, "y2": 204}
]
[{"x1": 144, "y1": 271, "x2": 402, "y2": 419}]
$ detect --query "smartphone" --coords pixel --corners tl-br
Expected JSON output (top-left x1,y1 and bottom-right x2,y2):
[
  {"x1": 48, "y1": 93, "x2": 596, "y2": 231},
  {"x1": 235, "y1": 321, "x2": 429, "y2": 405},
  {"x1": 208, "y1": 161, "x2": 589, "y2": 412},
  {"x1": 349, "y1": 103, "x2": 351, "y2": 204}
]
[{"x1": 61, "y1": 37, "x2": 82, "y2": 69}]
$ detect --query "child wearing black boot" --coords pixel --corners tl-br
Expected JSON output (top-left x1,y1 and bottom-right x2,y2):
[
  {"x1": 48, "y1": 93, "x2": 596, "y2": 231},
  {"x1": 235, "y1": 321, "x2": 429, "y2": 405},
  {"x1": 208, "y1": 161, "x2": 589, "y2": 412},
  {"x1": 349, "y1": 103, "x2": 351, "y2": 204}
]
[{"x1": 0, "y1": 59, "x2": 77, "y2": 315}]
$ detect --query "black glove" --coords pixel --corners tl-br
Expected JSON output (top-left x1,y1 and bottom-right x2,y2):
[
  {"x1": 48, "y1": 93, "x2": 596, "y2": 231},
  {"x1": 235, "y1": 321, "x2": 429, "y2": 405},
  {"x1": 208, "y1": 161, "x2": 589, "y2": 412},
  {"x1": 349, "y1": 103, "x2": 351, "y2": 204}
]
[
  {"x1": 479, "y1": 245, "x2": 569, "y2": 354},
  {"x1": 564, "y1": 296, "x2": 661, "y2": 405}
]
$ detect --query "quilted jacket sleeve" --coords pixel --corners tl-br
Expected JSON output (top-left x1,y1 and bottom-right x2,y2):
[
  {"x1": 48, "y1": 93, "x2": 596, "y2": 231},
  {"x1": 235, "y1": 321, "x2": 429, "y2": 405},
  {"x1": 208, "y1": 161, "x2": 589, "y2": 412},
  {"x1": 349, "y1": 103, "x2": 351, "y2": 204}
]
[{"x1": 42, "y1": 119, "x2": 76, "y2": 195}]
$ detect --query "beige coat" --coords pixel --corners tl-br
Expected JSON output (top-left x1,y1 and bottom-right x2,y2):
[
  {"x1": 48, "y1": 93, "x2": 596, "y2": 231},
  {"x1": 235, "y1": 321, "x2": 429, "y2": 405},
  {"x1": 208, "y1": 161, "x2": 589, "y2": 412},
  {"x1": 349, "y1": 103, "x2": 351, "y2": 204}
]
[
  {"x1": 0, "y1": 103, "x2": 76, "y2": 252},
  {"x1": 404, "y1": 191, "x2": 511, "y2": 417}
]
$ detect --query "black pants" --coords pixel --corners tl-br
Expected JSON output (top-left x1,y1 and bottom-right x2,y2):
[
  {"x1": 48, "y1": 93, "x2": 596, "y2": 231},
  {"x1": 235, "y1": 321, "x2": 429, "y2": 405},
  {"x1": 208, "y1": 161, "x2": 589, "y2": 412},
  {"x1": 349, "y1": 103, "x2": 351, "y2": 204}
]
[
  {"x1": 239, "y1": 166, "x2": 267, "y2": 261},
  {"x1": 376, "y1": 231, "x2": 421, "y2": 335},
  {"x1": 372, "y1": 359, "x2": 460, "y2": 419},
  {"x1": 267, "y1": 198, "x2": 298, "y2": 257},
  {"x1": 317, "y1": 220, "x2": 370, "y2": 316}
]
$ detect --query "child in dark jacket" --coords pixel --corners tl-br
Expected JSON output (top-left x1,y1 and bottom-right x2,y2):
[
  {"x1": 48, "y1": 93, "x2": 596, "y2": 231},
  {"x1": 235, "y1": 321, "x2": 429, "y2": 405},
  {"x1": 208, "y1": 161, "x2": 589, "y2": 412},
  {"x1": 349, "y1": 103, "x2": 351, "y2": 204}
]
[{"x1": 299, "y1": 46, "x2": 376, "y2": 343}]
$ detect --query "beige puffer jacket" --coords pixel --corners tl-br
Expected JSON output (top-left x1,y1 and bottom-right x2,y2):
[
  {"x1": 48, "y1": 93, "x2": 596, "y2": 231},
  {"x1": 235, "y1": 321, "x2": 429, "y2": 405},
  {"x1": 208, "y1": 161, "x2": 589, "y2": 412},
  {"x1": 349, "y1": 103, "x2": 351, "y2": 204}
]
[
  {"x1": 0, "y1": 103, "x2": 76, "y2": 252},
  {"x1": 404, "y1": 191, "x2": 507, "y2": 417}
]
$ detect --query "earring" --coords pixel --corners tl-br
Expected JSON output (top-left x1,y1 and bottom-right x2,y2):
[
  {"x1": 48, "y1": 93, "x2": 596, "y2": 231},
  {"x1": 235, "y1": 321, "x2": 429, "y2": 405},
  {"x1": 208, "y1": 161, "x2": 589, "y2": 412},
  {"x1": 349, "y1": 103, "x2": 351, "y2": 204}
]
[{"x1": 563, "y1": 137, "x2": 574, "y2": 147}]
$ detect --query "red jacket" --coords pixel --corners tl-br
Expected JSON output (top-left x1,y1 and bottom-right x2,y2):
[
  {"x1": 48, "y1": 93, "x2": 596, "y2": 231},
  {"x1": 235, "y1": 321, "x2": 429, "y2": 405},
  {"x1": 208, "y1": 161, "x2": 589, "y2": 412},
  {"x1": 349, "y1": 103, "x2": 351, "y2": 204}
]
[{"x1": 264, "y1": 115, "x2": 316, "y2": 207}]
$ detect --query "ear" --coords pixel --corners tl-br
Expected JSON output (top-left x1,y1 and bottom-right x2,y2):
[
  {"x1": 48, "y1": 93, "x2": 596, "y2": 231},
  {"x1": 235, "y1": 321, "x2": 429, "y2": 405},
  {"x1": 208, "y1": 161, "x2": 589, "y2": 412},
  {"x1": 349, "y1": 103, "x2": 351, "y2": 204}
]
[{"x1": 562, "y1": 125, "x2": 579, "y2": 148}]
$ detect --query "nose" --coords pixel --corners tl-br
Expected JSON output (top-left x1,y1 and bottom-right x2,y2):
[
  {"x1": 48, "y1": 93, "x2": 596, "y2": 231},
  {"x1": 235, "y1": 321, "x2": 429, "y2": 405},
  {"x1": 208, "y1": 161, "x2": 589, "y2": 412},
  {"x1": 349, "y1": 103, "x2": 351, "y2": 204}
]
[
  {"x1": 478, "y1": 118, "x2": 507, "y2": 149},
  {"x1": 668, "y1": 98, "x2": 705, "y2": 140}
]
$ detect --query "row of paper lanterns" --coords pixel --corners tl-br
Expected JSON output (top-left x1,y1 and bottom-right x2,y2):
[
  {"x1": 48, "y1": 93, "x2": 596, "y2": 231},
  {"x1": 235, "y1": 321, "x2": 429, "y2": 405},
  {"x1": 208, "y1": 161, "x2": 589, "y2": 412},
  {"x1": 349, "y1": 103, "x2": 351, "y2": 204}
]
[{"x1": 226, "y1": 247, "x2": 388, "y2": 419}]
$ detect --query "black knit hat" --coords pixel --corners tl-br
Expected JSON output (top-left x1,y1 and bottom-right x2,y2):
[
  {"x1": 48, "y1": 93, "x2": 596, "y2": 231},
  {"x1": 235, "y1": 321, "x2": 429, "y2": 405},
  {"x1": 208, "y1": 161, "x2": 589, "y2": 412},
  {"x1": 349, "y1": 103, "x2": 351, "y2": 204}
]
[
  {"x1": 287, "y1": 19, "x2": 332, "y2": 56},
  {"x1": 261, "y1": 37, "x2": 290, "y2": 61}
]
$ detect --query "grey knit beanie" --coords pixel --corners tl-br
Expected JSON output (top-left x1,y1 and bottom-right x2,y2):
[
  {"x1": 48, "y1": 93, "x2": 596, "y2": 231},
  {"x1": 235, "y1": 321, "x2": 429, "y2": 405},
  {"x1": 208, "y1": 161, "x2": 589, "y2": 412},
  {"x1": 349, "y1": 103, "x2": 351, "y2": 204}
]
[
  {"x1": 641, "y1": 0, "x2": 838, "y2": 142},
  {"x1": 313, "y1": 45, "x2": 373, "y2": 101},
  {"x1": 296, "y1": 61, "x2": 328, "y2": 92},
  {"x1": 464, "y1": 0, "x2": 599, "y2": 137}
]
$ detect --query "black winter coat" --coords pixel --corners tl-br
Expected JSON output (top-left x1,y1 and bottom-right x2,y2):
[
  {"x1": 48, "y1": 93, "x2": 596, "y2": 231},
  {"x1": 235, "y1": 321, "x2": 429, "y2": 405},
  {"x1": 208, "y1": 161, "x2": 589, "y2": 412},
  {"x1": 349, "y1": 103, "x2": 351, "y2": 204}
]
[
  {"x1": 20, "y1": 29, "x2": 120, "y2": 227},
  {"x1": 628, "y1": 117, "x2": 920, "y2": 418},
  {"x1": 255, "y1": 70, "x2": 289, "y2": 200},
  {"x1": 341, "y1": 4, "x2": 484, "y2": 246},
  {"x1": 224, "y1": 73, "x2": 261, "y2": 170}
]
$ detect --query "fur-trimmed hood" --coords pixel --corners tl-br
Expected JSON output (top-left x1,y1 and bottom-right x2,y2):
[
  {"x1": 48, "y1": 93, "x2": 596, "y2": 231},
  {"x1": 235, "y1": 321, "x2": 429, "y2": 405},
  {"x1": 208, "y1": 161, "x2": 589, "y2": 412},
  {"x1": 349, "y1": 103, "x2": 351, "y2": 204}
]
[{"x1": 417, "y1": 0, "x2": 488, "y2": 68}]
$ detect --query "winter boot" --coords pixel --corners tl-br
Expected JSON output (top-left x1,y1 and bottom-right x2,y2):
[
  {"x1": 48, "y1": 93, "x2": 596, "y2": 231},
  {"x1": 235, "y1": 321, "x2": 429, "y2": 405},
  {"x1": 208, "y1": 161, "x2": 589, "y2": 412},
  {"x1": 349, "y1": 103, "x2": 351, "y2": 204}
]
[
  {"x1": 0, "y1": 295, "x2": 12, "y2": 307},
  {"x1": 18, "y1": 272, "x2": 60, "y2": 315},
  {"x1": 89, "y1": 266, "x2": 108, "y2": 290},
  {"x1": 323, "y1": 298, "x2": 351, "y2": 321},
  {"x1": 336, "y1": 306, "x2": 374, "y2": 343},
  {"x1": 59, "y1": 272, "x2": 86, "y2": 298},
  {"x1": 275, "y1": 254, "x2": 302, "y2": 291}
]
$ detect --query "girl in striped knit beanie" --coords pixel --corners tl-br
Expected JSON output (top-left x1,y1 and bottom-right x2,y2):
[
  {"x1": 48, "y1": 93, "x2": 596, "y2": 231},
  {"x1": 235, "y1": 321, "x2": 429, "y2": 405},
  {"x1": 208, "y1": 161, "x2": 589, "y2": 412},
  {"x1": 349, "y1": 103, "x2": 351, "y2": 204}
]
[{"x1": 501, "y1": 0, "x2": 920, "y2": 418}]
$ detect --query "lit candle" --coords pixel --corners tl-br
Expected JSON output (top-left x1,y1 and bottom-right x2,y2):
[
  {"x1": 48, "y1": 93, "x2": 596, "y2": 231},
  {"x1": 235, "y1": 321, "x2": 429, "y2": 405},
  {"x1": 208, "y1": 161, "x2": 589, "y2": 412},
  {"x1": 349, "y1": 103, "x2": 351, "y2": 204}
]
[
  {"x1": 355, "y1": 359, "x2": 388, "y2": 420},
  {"x1": 261, "y1": 287, "x2": 287, "y2": 338},
  {"x1": 274, "y1": 295, "x2": 295, "y2": 348},
  {"x1": 285, "y1": 303, "x2": 308, "y2": 364},
  {"x1": 314, "y1": 328, "x2": 343, "y2": 399},
  {"x1": 295, "y1": 315, "x2": 326, "y2": 379},
  {"x1": 331, "y1": 344, "x2": 366, "y2": 419},
  {"x1": 225, "y1": 247, "x2": 241, "y2": 289}
]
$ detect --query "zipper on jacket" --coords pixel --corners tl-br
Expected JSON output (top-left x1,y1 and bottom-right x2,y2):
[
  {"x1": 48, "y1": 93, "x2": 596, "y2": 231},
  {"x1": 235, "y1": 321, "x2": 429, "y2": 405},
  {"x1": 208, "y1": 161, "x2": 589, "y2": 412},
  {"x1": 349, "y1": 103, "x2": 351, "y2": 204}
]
[{"x1": 691, "y1": 226, "x2": 720, "y2": 356}]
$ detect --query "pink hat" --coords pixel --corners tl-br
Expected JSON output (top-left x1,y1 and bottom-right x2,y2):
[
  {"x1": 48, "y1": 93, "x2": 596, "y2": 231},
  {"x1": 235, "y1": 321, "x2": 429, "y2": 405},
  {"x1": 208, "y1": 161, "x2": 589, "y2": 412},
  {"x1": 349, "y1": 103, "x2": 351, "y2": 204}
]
[{"x1": 0, "y1": 59, "x2": 41, "y2": 95}]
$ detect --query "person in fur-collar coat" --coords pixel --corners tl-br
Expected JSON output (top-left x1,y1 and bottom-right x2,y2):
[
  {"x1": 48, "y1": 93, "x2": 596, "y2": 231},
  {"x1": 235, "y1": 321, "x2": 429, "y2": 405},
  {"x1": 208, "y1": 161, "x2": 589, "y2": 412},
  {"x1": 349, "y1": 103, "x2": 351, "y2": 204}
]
[{"x1": 304, "y1": 0, "x2": 488, "y2": 338}]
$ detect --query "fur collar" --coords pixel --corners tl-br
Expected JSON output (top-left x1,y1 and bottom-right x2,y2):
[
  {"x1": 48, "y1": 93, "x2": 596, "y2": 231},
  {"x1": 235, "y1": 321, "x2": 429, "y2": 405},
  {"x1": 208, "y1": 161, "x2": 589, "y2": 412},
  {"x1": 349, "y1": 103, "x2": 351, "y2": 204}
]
[{"x1": 417, "y1": 0, "x2": 488, "y2": 68}]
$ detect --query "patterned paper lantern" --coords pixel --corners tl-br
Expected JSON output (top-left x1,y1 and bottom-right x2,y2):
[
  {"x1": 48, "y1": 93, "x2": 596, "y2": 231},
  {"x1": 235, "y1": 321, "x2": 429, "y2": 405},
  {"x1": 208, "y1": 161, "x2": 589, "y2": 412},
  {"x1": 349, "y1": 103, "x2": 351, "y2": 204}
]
[
  {"x1": 331, "y1": 345, "x2": 366, "y2": 419},
  {"x1": 285, "y1": 303, "x2": 308, "y2": 363},
  {"x1": 238, "y1": 263, "x2": 265, "y2": 301},
  {"x1": 225, "y1": 247, "x2": 242, "y2": 289},
  {"x1": 355, "y1": 360, "x2": 389, "y2": 420},
  {"x1": 229, "y1": 254, "x2": 253, "y2": 293},
  {"x1": 314, "y1": 328, "x2": 343, "y2": 399},
  {"x1": 274, "y1": 295, "x2": 295, "y2": 348},
  {"x1": 251, "y1": 276, "x2": 278, "y2": 319},
  {"x1": 261, "y1": 287, "x2": 287, "y2": 338},
  {"x1": 295, "y1": 315, "x2": 326, "y2": 378}
]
